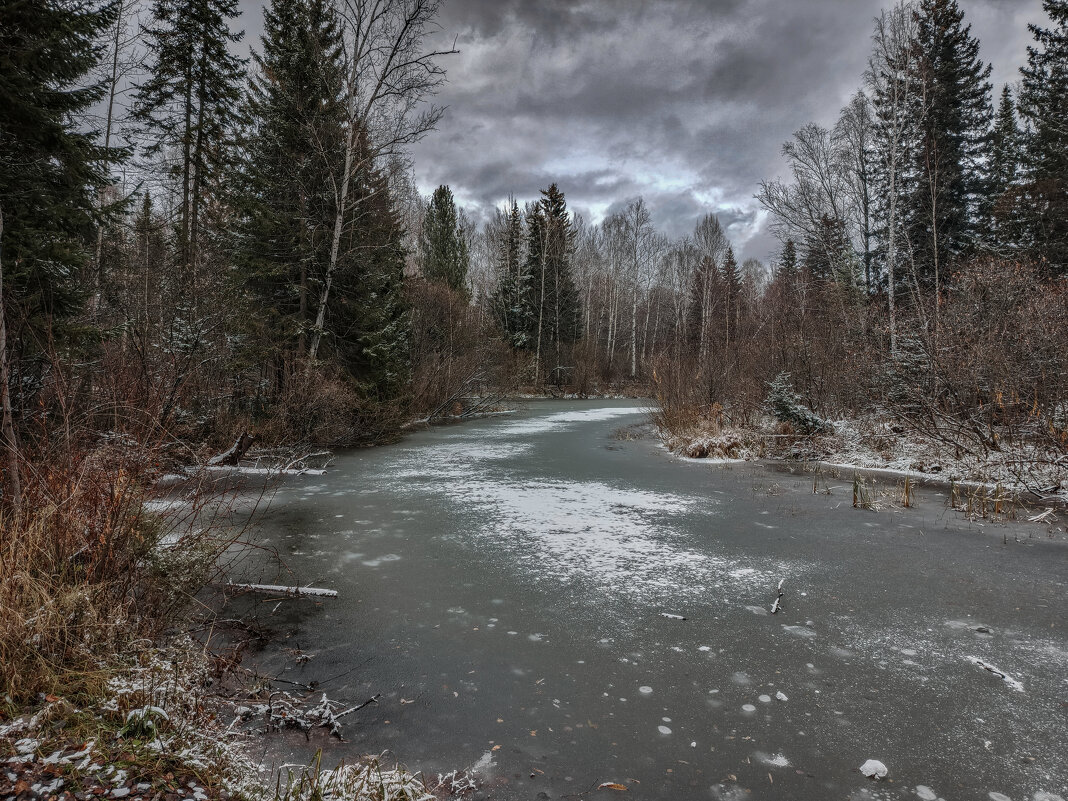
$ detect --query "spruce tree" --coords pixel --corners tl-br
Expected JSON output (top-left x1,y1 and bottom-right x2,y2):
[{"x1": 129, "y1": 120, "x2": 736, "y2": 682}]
[
  {"x1": 778, "y1": 239, "x2": 798, "y2": 281},
  {"x1": 328, "y1": 153, "x2": 411, "y2": 405},
  {"x1": 235, "y1": 0, "x2": 345, "y2": 366},
  {"x1": 985, "y1": 85, "x2": 1022, "y2": 250},
  {"x1": 1018, "y1": 0, "x2": 1068, "y2": 273},
  {"x1": 421, "y1": 185, "x2": 469, "y2": 293},
  {"x1": 493, "y1": 199, "x2": 529, "y2": 347},
  {"x1": 0, "y1": 0, "x2": 117, "y2": 328},
  {"x1": 520, "y1": 185, "x2": 581, "y2": 383},
  {"x1": 907, "y1": 0, "x2": 993, "y2": 284},
  {"x1": 134, "y1": 0, "x2": 246, "y2": 293},
  {"x1": 723, "y1": 245, "x2": 742, "y2": 348}
]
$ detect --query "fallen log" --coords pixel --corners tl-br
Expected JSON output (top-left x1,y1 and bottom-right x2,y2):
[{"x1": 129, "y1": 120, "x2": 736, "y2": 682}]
[
  {"x1": 227, "y1": 582, "x2": 338, "y2": 599},
  {"x1": 208, "y1": 431, "x2": 256, "y2": 466}
]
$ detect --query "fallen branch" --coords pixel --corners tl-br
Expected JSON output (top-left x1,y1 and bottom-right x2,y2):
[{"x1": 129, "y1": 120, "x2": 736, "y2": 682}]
[
  {"x1": 1026, "y1": 508, "x2": 1057, "y2": 523},
  {"x1": 770, "y1": 578, "x2": 785, "y2": 615},
  {"x1": 965, "y1": 656, "x2": 1024, "y2": 692},
  {"x1": 227, "y1": 582, "x2": 338, "y2": 599},
  {"x1": 283, "y1": 451, "x2": 332, "y2": 472},
  {"x1": 335, "y1": 693, "x2": 381, "y2": 720}
]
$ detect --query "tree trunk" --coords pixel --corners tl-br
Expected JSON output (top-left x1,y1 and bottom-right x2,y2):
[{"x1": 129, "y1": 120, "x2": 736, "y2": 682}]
[{"x1": 0, "y1": 205, "x2": 21, "y2": 510}]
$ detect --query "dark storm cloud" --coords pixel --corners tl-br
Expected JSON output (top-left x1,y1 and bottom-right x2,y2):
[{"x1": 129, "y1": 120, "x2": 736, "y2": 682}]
[{"x1": 404, "y1": 0, "x2": 1044, "y2": 260}]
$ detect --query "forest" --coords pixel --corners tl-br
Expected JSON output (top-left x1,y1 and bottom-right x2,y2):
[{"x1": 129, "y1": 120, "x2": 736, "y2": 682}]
[
  {"x1": 2, "y1": 0, "x2": 1067, "y2": 464},
  {"x1": 1, "y1": 0, "x2": 1067, "y2": 796}
]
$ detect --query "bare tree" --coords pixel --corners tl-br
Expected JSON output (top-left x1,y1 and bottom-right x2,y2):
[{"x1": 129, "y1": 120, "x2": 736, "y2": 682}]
[
  {"x1": 308, "y1": 0, "x2": 458, "y2": 363},
  {"x1": 0, "y1": 205, "x2": 19, "y2": 508},
  {"x1": 834, "y1": 91, "x2": 876, "y2": 293},
  {"x1": 691, "y1": 213, "x2": 729, "y2": 360},
  {"x1": 866, "y1": 1, "x2": 920, "y2": 356}
]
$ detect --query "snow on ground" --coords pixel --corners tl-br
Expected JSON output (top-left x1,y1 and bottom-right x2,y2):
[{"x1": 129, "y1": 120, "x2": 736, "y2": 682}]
[{"x1": 661, "y1": 414, "x2": 1068, "y2": 505}]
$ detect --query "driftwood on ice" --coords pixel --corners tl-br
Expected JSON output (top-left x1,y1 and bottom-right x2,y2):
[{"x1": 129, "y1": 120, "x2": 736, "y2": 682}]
[
  {"x1": 771, "y1": 577, "x2": 785, "y2": 614},
  {"x1": 227, "y1": 582, "x2": 338, "y2": 598}
]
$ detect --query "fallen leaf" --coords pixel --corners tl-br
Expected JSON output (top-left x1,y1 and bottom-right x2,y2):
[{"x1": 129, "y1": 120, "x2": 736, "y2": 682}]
[{"x1": 597, "y1": 783, "x2": 627, "y2": 791}]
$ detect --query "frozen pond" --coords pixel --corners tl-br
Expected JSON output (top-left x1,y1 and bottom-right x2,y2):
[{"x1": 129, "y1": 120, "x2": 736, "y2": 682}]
[{"x1": 232, "y1": 400, "x2": 1068, "y2": 800}]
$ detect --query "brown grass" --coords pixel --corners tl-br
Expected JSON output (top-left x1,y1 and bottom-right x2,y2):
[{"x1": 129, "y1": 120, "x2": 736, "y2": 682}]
[{"x1": 0, "y1": 438, "x2": 237, "y2": 703}]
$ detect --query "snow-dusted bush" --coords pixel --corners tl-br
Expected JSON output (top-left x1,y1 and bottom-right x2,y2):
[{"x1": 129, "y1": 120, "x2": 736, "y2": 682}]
[{"x1": 765, "y1": 373, "x2": 833, "y2": 435}]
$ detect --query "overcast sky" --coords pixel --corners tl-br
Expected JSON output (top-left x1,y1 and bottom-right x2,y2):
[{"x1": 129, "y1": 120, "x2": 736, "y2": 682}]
[{"x1": 395, "y1": 0, "x2": 1045, "y2": 262}]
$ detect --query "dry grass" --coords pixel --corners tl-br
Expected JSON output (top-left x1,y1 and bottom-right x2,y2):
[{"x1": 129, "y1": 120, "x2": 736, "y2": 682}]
[{"x1": 0, "y1": 437, "x2": 238, "y2": 703}]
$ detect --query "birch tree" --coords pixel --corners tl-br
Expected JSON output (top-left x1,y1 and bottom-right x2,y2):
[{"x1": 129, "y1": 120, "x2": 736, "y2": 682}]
[
  {"x1": 867, "y1": 1, "x2": 920, "y2": 355},
  {"x1": 308, "y1": 0, "x2": 457, "y2": 363}
]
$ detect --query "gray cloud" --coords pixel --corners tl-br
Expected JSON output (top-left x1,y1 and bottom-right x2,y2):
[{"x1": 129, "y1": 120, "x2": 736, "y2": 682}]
[{"x1": 405, "y1": 0, "x2": 1045, "y2": 262}]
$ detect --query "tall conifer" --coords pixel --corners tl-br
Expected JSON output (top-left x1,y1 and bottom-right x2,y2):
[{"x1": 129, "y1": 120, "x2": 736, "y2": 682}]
[
  {"x1": 235, "y1": 0, "x2": 345, "y2": 365},
  {"x1": 1018, "y1": 0, "x2": 1068, "y2": 272},
  {"x1": 134, "y1": 0, "x2": 246, "y2": 293},
  {"x1": 907, "y1": 0, "x2": 993, "y2": 283},
  {"x1": 421, "y1": 185, "x2": 469, "y2": 293}
]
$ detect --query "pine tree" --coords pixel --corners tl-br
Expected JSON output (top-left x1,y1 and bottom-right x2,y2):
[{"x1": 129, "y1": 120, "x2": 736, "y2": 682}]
[
  {"x1": 134, "y1": 0, "x2": 246, "y2": 294},
  {"x1": 906, "y1": 0, "x2": 993, "y2": 284},
  {"x1": 1017, "y1": 0, "x2": 1068, "y2": 273},
  {"x1": 520, "y1": 185, "x2": 581, "y2": 383},
  {"x1": 985, "y1": 85, "x2": 1022, "y2": 250},
  {"x1": 234, "y1": 0, "x2": 345, "y2": 365},
  {"x1": 421, "y1": 185, "x2": 469, "y2": 293}
]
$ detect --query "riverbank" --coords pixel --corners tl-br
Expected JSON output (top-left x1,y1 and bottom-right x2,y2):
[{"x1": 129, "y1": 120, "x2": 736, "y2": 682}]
[
  {"x1": 659, "y1": 412, "x2": 1068, "y2": 509},
  {"x1": 0, "y1": 438, "x2": 443, "y2": 801},
  {"x1": 0, "y1": 635, "x2": 439, "y2": 801}
]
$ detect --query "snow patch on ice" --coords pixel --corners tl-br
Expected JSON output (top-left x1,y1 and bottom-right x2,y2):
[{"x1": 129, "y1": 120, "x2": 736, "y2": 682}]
[
  {"x1": 782, "y1": 625, "x2": 817, "y2": 639},
  {"x1": 498, "y1": 407, "x2": 646, "y2": 435},
  {"x1": 470, "y1": 751, "x2": 495, "y2": 774},
  {"x1": 754, "y1": 751, "x2": 791, "y2": 768},
  {"x1": 859, "y1": 759, "x2": 888, "y2": 779}
]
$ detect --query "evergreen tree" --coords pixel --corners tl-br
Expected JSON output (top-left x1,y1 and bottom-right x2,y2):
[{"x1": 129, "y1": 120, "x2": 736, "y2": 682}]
[
  {"x1": 235, "y1": 0, "x2": 345, "y2": 365},
  {"x1": 985, "y1": 85, "x2": 1022, "y2": 249},
  {"x1": 493, "y1": 199, "x2": 529, "y2": 347},
  {"x1": 421, "y1": 185, "x2": 469, "y2": 293},
  {"x1": 328, "y1": 152, "x2": 411, "y2": 403},
  {"x1": 134, "y1": 0, "x2": 246, "y2": 292},
  {"x1": 722, "y1": 245, "x2": 742, "y2": 347},
  {"x1": 777, "y1": 239, "x2": 798, "y2": 281},
  {"x1": 906, "y1": 0, "x2": 993, "y2": 284},
  {"x1": 519, "y1": 185, "x2": 581, "y2": 382},
  {"x1": 802, "y1": 215, "x2": 855, "y2": 287},
  {"x1": 1017, "y1": 0, "x2": 1068, "y2": 273},
  {"x1": 0, "y1": 0, "x2": 117, "y2": 329}
]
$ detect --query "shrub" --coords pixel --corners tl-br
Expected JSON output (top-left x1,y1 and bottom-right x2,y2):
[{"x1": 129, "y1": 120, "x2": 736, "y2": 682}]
[{"x1": 765, "y1": 372, "x2": 833, "y2": 434}]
